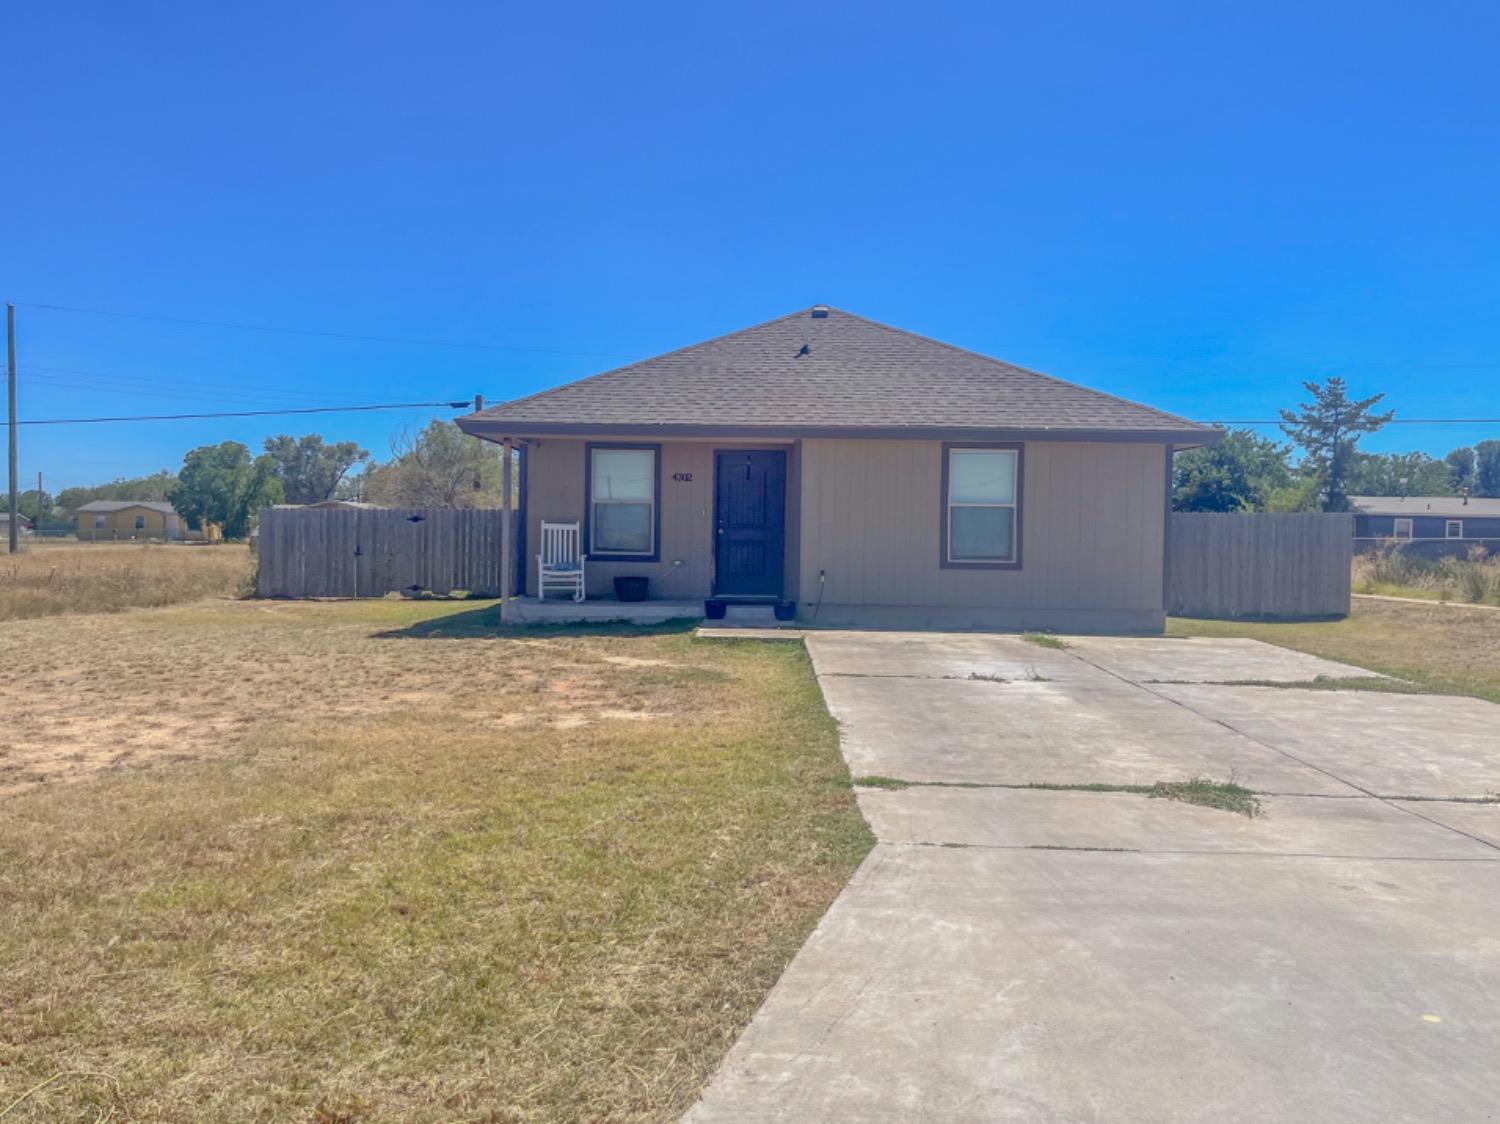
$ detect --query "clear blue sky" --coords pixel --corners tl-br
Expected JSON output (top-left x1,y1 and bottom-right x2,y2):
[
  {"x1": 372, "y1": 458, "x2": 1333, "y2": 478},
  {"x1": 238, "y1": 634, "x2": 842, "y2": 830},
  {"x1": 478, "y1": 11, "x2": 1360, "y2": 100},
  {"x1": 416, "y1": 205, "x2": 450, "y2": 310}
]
[{"x1": 5, "y1": 0, "x2": 1498, "y2": 491}]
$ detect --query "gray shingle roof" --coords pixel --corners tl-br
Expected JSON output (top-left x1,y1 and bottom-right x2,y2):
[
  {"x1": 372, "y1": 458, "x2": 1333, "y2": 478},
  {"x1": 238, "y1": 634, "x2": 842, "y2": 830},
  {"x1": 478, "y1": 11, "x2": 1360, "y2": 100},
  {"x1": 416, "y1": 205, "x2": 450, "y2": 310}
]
[
  {"x1": 75, "y1": 500, "x2": 178, "y2": 514},
  {"x1": 1352, "y1": 495, "x2": 1500, "y2": 518},
  {"x1": 459, "y1": 306, "x2": 1216, "y2": 441}
]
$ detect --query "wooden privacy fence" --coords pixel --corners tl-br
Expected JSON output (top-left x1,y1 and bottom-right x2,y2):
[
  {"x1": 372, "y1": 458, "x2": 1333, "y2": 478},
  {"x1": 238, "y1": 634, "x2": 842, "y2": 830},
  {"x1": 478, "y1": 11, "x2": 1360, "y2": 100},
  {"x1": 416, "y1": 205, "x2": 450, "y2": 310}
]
[
  {"x1": 256, "y1": 507, "x2": 519, "y2": 599},
  {"x1": 1169, "y1": 513, "x2": 1352, "y2": 619}
]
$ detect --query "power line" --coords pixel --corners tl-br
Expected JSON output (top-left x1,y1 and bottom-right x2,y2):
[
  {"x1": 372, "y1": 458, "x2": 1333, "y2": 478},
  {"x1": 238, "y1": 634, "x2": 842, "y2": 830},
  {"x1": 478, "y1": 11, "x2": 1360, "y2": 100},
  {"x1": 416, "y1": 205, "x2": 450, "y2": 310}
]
[
  {"x1": 20, "y1": 301, "x2": 642, "y2": 360},
  {"x1": 21, "y1": 363, "x2": 379, "y2": 403},
  {"x1": 24, "y1": 372, "x2": 374, "y2": 411},
  {"x1": 1217, "y1": 418, "x2": 1500, "y2": 426},
  {"x1": 18, "y1": 400, "x2": 476, "y2": 427}
]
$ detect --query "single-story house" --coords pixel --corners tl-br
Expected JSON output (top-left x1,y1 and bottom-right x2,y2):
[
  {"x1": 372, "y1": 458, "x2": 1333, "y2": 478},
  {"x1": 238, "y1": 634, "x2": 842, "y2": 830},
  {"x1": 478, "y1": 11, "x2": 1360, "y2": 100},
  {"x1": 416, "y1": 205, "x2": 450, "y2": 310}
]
[
  {"x1": 0, "y1": 512, "x2": 33, "y2": 537},
  {"x1": 1352, "y1": 495, "x2": 1500, "y2": 558},
  {"x1": 458, "y1": 306, "x2": 1220, "y2": 632},
  {"x1": 75, "y1": 500, "x2": 184, "y2": 542}
]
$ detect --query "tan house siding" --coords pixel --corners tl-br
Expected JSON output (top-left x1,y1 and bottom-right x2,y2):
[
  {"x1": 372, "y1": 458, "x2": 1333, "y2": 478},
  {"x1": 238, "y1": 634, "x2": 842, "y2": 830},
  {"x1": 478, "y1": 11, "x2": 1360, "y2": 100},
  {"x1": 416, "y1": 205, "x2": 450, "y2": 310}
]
[
  {"x1": 76, "y1": 506, "x2": 181, "y2": 542},
  {"x1": 525, "y1": 439, "x2": 717, "y2": 599},
  {"x1": 522, "y1": 435, "x2": 1168, "y2": 629},
  {"x1": 796, "y1": 439, "x2": 1167, "y2": 630}
]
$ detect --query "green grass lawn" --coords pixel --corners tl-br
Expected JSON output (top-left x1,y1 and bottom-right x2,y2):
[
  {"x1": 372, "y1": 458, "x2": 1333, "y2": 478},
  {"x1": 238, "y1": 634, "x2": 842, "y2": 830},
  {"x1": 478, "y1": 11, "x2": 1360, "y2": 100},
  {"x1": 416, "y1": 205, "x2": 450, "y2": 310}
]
[
  {"x1": 0, "y1": 600, "x2": 872, "y2": 1122},
  {"x1": 1169, "y1": 597, "x2": 1500, "y2": 705}
]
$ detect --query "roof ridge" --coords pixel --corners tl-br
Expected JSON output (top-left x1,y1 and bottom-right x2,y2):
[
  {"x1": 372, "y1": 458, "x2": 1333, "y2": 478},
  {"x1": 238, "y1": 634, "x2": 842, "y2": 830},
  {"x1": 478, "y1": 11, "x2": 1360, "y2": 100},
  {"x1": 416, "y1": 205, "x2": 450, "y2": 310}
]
[
  {"x1": 470, "y1": 306, "x2": 820, "y2": 419},
  {"x1": 825, "y1": 307, "x2": 1207, "y2": 431}
]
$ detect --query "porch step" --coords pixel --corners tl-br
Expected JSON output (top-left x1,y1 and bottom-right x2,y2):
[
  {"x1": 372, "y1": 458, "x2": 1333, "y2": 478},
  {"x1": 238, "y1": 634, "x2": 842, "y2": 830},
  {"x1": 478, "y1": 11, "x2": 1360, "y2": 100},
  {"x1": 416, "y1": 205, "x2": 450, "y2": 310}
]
[{"x1": 721, "y1": 603, "x2": 778, "y2": 625}]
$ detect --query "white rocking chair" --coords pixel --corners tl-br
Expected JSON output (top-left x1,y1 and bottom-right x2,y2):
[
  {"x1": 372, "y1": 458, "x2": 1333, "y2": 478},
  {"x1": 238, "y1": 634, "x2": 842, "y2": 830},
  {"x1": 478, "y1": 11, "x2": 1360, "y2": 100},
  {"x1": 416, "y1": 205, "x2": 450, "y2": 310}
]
[{"x1": 537, "y1": 521, "x2": 587, "y2": 602}]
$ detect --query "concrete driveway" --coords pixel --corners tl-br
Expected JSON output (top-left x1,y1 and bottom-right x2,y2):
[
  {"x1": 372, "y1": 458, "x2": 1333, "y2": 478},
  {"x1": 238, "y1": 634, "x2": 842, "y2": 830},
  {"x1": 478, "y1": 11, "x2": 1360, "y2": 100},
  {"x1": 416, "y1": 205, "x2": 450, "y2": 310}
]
[{"x1": 686, "y1": 632, "x2": 1500, "y2": 1123}]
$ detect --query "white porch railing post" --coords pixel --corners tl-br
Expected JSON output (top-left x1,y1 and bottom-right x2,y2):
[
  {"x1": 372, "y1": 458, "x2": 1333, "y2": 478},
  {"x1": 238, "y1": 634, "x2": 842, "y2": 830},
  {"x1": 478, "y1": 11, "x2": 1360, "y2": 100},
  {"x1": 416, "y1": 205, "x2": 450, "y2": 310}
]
[{"x1": 500, "y1": 437, "x2": 514, "y2": 624}]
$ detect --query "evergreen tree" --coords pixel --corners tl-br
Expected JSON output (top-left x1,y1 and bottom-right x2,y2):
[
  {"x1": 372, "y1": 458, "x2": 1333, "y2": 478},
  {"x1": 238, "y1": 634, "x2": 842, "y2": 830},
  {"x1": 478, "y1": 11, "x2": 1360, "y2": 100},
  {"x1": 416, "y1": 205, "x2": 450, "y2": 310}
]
[{"x1": 1278, "y1": 378, "x2": 1394, "y2": 511}]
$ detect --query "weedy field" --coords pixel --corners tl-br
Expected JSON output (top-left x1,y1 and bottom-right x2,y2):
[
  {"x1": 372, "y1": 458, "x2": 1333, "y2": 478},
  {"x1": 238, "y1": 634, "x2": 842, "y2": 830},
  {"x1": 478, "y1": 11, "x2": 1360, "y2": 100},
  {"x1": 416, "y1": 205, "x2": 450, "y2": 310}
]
[
  {"x1": 0, "y1": 541, "x2": 254, "y2": 621},
  {"x1": 0, "y1": 599, "x2": 871, "y2": 1122},
  {"x1": 1352, "y1": 545, "x2": 1500, "y2": 605}
]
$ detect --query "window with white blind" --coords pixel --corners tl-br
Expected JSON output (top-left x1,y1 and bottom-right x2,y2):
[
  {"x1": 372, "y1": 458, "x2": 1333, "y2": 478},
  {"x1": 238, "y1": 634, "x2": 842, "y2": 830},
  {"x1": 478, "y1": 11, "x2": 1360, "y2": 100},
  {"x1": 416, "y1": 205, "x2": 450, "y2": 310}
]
[
  {"x1": 587, "y1": 445, "x2": 659, "y2": 558},
  {"x1": 942, "y1": 446, "x2": 1021, "y2": 567}
]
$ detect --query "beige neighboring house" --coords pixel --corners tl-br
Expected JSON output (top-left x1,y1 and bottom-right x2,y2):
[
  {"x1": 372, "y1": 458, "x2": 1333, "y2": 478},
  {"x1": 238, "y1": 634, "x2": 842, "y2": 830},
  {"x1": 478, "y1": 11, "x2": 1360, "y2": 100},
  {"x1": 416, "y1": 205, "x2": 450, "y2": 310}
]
[
  {"x1": 75, "y1": 500, "x2": 184, "y2": 542},
  {"x1": 458, "y1": 305, "x2": 1221, "y2": 632}
]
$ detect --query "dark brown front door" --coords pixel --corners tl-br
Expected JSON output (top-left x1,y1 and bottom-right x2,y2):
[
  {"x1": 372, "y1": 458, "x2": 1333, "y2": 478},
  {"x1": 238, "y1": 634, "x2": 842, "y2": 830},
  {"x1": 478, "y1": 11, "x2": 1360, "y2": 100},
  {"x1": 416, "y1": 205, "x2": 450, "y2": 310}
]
[{"x1": 714, "y1": 450, "x2": 786, "y2": 598}]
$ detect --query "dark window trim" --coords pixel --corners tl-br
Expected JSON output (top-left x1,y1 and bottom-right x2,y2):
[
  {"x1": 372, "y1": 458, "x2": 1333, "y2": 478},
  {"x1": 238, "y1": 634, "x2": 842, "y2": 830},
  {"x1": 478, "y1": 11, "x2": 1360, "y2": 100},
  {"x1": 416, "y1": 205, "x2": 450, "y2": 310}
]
[
  {"x1": 939, "y1": 442, "x2": 1024, "y2": 571},
  {"x1": 583, "y1": 442, "x2": 662, "y2": 562}
]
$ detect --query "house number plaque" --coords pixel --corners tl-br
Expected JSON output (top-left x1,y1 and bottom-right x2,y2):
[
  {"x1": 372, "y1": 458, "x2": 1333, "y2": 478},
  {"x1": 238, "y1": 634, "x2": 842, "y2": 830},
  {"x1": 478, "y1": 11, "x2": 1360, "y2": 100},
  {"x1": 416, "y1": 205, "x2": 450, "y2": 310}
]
[{"x1": 672, "y1": 472, "x2": 693, "y2": 482}]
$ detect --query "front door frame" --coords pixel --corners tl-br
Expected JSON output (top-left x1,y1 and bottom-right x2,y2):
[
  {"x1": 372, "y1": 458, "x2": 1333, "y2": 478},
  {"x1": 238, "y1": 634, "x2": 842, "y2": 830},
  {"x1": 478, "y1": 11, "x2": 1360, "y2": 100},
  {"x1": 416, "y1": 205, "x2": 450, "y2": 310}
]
[{"x1": 712, "y1": 447, "x2": 787, "y2": 599}]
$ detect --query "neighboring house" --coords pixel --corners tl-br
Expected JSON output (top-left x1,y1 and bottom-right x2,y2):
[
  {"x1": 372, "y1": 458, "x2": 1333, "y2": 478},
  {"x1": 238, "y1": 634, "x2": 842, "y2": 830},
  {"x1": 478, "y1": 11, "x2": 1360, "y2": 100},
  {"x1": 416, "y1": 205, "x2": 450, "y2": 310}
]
[
  {"x1": 0, "y1": 512, "x2": 33, "y2": 537},
  {"x1": 458, "y1": 306, "x2": 1219, "y2": 632},
  {"x1": 75, "y1": 500, "x2": 184, "y2": 542},
  {"x1": 1351, "y1": 495, "x2": 1500, "y2": 559}
]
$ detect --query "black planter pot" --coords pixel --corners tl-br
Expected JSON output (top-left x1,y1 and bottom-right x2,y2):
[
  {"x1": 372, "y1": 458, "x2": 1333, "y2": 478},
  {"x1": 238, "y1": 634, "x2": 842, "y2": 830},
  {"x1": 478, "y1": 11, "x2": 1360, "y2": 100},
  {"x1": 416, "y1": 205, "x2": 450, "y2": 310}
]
[
  {"x1": 704, "y1": 599, "x2": 727, "y2": 620},
  {"x1": 774, "y1": 601, "x2": 797, "y2": 622},
  {"x1": 614, "y1": 576, "x2": 649, "y2": 602}
]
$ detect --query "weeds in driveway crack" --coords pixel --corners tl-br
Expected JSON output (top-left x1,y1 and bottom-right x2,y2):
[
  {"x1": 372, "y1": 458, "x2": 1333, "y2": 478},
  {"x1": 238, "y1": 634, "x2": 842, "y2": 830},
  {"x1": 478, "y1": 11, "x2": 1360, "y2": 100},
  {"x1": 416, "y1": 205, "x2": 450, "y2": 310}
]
[
  {"x1": 1022, "y1": 631, "x2": 1068, "y2": 650},
  {"x1": 852, "y1": 775, "x2": 1265, "y2": 817},
  {"x1": 1146, "y1": 776, "x2": 1263, "y2": 818},
  {"x1": 1147, "y1": 675, "x2": 1446, "y2": 696}
]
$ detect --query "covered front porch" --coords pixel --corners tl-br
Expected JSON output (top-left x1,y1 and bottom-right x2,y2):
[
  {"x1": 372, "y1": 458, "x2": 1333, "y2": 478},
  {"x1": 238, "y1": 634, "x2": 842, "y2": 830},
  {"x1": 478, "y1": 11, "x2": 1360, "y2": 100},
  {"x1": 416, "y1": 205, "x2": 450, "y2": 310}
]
[{"x1": 479, "y1": 430, "x2": 799, "y2": 626}]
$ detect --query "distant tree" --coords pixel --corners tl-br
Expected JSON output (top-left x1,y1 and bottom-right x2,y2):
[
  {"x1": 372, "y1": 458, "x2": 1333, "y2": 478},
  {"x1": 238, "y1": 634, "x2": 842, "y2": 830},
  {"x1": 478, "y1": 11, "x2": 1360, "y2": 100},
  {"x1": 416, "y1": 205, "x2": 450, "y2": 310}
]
[
  {"x1": 1445, "y1": 447, "x2": 1476, "y2": 492},
  {"x1": 1172, "y1": 429, "x2": 1293, "y2": 512},
  {"x1": 169, "y1": 441, "x2": 284, "y2": 538},
  {"x1": 1345, "y1": 451, "x2": 1456, "y2": 498},
  {"x1": 16, "y1": 488, "x2": 54, "y2": 522},
  {"x1": 362, "y1": 421, "x2": 509, "y2": 507},
  {"x1": 1263, "y1": 475, "x2": 1325, "y2": 513},
  {"x1": 263, "y1": 433, "x2": 370, "y2": 505},
  {"x1": 1278, "y1": 378, "x2": 1395, "y2": 511},
  {"x1": 1475, "y1": 440, "x2": 1500, "y2": 498},
  {"x1": 56, "y1": 470, "x2": 177, "y2": 515}
]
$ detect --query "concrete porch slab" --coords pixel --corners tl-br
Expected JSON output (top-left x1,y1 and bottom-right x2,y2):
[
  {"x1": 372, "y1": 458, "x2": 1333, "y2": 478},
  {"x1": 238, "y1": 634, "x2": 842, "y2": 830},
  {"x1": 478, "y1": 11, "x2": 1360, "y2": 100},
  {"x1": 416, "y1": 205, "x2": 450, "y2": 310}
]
[
  {"x1": 695, "y1": 627, "x2": 806, "y2": 641},
  {"x1": 508, "y1": 598, "x2": 703, "y2": 625}
]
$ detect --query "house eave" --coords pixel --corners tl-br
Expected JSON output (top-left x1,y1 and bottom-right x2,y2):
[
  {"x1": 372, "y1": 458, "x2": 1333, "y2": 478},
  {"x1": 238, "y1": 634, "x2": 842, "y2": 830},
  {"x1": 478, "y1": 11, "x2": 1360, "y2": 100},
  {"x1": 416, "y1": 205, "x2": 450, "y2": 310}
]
[{"x1": 457, "y1": 417, "x2": 1222, "y2": 447}]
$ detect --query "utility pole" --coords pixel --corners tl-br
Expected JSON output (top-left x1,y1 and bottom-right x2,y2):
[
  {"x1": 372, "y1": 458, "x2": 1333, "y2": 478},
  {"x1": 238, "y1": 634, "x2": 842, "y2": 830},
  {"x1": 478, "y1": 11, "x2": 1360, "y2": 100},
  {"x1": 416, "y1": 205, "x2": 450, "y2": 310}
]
[{"x1": 7, "y1": 303, "x2": 17, "y2": 554}]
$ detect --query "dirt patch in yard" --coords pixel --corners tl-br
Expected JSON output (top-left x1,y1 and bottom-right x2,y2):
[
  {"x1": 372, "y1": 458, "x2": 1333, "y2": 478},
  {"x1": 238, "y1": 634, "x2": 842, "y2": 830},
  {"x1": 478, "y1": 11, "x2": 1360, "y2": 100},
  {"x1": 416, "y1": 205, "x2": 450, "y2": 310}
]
[{"x1": 0, "y1": 599, "x2": 714, "y2": 796}]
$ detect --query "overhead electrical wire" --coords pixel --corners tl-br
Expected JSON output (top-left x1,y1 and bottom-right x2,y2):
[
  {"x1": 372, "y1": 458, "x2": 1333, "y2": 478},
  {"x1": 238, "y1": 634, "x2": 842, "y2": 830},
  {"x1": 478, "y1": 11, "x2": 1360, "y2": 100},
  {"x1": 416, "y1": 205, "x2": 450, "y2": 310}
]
[
  {"x1": 1214, "y1": 418, "x2": 1500, "y2": 426},
  {"x1": 18, "y1": 400, "x2": 476, "y2": 427},
  {"x1": 21, "y1": 363, "x2": 382, "y2": 404}
]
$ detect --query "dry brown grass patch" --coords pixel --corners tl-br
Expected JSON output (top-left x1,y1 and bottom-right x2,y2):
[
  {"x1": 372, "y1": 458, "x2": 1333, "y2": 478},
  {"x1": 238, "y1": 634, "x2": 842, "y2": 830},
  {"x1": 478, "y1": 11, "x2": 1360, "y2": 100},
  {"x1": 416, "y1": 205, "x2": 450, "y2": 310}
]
[
  {"x1": 0, "y1": 599, "x2": 871, "y2": 1122},
  {"x1": 0, "y1": 541, "x2": 254, "y2": 621}
]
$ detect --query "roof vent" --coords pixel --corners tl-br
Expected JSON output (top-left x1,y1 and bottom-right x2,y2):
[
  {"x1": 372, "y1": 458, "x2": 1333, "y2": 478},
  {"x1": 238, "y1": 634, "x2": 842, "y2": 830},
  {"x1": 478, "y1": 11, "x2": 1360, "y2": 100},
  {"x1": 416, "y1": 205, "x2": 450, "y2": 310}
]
[{"x1": 810, "y1": 305, "x2": 829, "y2": 318}]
